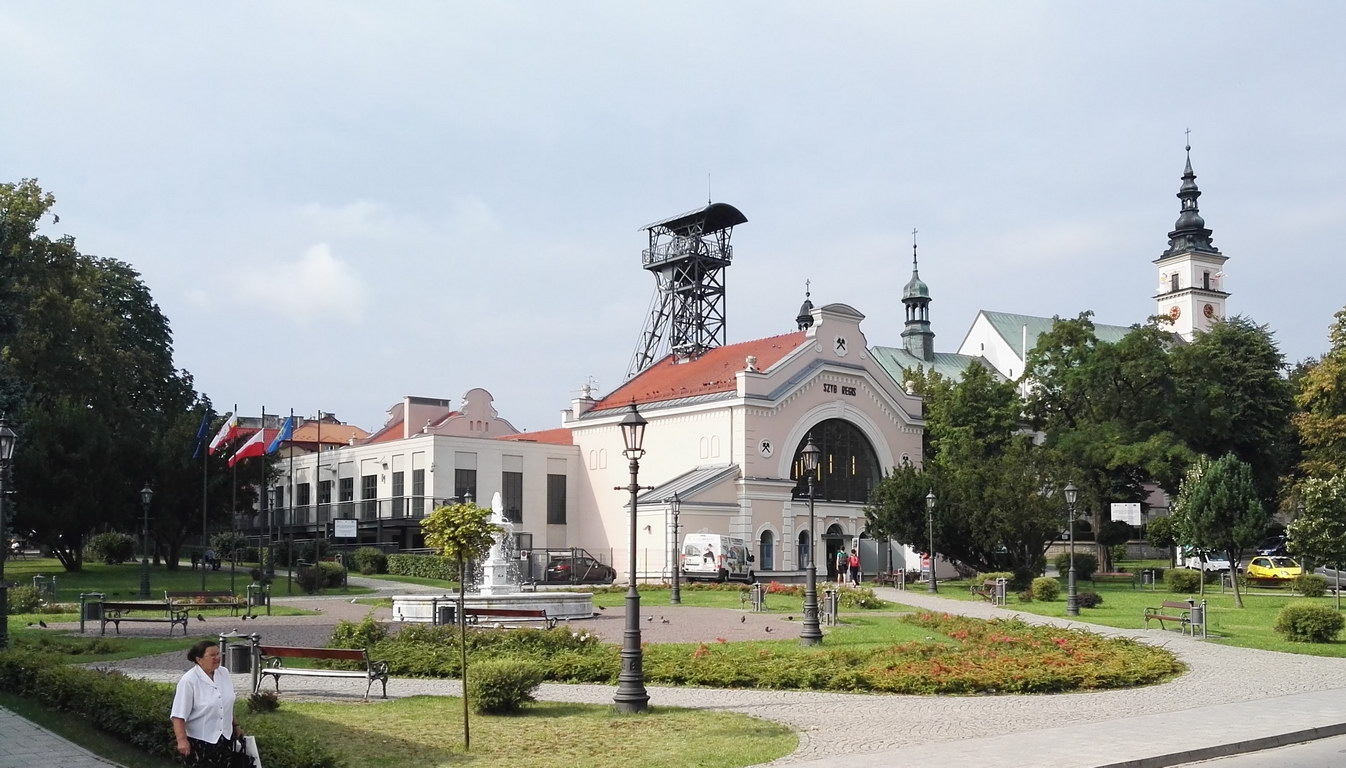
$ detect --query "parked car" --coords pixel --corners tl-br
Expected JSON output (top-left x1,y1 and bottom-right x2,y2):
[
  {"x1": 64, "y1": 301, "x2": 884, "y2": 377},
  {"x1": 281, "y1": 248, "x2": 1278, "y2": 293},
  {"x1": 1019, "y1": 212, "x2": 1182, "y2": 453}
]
[
  {"x1": 1244, "y1": 556, "x2": 1302, "y2": 580},
  {"x1": 1255, "y1": 536, "x2": 1288, "y2": 556},
  {"x1": 1182, "y1": 551, "x2": 1231, "y2": 572},
  {"x1": 543, "y1": 556, "x2": 617, "y2": 584}
]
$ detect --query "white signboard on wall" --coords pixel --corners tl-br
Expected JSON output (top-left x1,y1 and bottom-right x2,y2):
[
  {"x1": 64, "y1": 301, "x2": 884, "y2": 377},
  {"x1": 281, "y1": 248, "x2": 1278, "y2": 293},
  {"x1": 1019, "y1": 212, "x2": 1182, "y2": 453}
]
[
  {"x1": 333, "y1": 518, "x2": 358, "y2": 539},
  {"x1": 1110, "y1": 503, "x2": 1142, "y2": 526}
]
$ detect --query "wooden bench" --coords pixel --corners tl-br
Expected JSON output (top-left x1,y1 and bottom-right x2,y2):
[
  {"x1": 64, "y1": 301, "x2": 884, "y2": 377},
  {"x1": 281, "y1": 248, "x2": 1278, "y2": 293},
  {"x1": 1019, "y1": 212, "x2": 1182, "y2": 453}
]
[
  {"x1": 164, "y1": 590, "x2": 247, "y2": 616},
  {"x1": 873, "y1": 571, "x2": 902, "y2": 587},
  {"x1": 99, "y1": 600, "x2": 190, "y2": 636},
  {"x1": 255, "y1": 646, "x2": 389, "y2": 700},
  {"x1": 1091, "y1": 572, "x2": 1136, "y2": 588},
  {"x1": 1144, "y1": 600, "x2": 1193, "y2": 633},
  {"x1": 465, "y1": 607, "x2": 557, "y2": 629},
  {"x1": 971, "y1": 579, "x2": 1006, "y2": 605}
]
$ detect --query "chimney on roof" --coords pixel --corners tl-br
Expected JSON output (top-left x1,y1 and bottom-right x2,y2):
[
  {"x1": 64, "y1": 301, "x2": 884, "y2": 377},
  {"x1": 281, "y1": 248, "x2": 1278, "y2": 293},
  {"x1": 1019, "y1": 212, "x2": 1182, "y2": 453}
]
[{"x1": 745, "y1": 355, "x2": 759, "y2": 372}]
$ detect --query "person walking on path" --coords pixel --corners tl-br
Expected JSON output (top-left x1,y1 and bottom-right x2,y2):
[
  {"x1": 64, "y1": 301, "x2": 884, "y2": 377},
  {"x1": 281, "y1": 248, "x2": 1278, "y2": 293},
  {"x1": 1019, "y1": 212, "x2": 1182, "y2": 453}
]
[
  {"x1": 849, "y1": 549, "x2": 861, "y2": 586},
  {"x1": 170, "y1": 640, "x2": 243, "y2": 766},
  {"x1": 835, "y1": 549, "x2": 848, "y2": 585}
]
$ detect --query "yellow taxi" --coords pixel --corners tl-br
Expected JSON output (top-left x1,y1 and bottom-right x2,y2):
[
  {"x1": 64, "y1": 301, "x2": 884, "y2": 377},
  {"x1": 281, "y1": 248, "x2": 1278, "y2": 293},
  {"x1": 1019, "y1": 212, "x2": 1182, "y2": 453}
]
[{"x1": 1244, "y1": 556, "x2": 1302, "y2": 580}]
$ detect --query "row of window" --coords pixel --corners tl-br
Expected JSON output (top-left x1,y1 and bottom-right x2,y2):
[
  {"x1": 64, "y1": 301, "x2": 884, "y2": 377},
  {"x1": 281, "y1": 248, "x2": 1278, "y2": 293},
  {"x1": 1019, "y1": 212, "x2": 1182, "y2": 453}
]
[{"x1": 281, "y1": 470, "x2": 568, "y2": 525}]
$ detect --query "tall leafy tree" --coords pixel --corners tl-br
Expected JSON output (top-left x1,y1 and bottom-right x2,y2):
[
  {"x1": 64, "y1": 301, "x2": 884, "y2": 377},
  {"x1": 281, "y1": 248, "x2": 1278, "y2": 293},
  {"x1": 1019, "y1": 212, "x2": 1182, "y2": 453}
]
[
  {"x1": 1293, "y1": 307, "x2": 1346, "y2": 480},
  {"x1": 1171, "y1": 453, "x2": 1268, "y2": 608},
  {"x1": 1286, "y1": 475, "x2": 1346, "y2": 608},
  {"x1": 1023, "y1": 313, "x2": 1190, "y2": 571},
  {"x1": 867, "y1": 362, "x2": 1068, "y2": 584},
  {"x1": 1171, "y1": 316, "x2": 1294, "y2": 504}
]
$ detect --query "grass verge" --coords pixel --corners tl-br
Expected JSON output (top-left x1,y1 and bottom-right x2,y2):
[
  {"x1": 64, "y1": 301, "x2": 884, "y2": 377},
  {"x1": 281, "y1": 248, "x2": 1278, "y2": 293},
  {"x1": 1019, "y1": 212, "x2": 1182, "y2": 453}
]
[
  {"x1": 272, "y1": 694, "x2": 796, "y2": 768},
  {"x1": 0, "y1": 692, "x2": 180, "y2": 768}
]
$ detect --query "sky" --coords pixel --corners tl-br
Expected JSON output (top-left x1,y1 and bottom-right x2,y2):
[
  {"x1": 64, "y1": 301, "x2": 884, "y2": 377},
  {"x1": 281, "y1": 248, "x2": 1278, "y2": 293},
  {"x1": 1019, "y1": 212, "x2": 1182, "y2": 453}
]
[{"x1": 3, "y1": 2, "x2": 1344, "y2": 434}]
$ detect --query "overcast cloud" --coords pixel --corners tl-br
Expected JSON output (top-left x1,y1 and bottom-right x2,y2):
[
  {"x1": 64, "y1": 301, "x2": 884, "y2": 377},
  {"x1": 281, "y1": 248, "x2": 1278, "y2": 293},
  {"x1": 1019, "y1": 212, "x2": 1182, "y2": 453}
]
[{"x1": 3, "y1": 2, "x2": 1342, "y2": 432}]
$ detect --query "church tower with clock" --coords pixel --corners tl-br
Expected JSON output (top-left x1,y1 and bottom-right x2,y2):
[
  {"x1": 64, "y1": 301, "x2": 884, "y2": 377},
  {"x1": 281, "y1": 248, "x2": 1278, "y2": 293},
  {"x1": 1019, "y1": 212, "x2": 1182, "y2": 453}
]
[{"x1": 1154, "y1": 143, "x2": 1229, "y2": 341}]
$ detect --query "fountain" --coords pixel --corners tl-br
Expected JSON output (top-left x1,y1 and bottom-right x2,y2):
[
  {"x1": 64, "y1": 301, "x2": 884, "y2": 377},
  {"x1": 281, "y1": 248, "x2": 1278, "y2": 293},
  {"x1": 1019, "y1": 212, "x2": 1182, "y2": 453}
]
[{"x1": 392, "y1": 492, "x2": 595, "y2": 624}]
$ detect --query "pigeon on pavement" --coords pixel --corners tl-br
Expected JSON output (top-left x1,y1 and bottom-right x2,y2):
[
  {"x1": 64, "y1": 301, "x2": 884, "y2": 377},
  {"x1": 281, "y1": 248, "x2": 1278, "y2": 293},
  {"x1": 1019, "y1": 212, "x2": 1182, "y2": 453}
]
[
  {"x1": 764, "y1": 625, "x2": 772, "y2": 633},
  {"x1": 38, "y1": 620, "x2": 48, "y2": 628},
  {"x1": 740, "y1": 615, "x2": 746, "y2": 623},
  {"x1": 196, "y1": 614, "x2": 206, "y2": 622}
]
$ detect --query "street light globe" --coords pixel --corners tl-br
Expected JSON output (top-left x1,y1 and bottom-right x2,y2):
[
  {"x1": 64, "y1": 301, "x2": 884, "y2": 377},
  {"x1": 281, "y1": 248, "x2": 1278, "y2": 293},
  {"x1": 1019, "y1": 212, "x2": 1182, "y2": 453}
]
[{"x1": 140, "y1": 485, "x2": 154, "y2": 506}]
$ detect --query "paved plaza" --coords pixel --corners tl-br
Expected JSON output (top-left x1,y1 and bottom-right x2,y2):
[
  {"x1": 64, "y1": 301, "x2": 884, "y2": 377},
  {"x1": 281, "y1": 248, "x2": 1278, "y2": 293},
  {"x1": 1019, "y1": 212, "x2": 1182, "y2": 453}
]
[{"x1": 10, "y1": 578, "x2": 1346, "y2": 767}]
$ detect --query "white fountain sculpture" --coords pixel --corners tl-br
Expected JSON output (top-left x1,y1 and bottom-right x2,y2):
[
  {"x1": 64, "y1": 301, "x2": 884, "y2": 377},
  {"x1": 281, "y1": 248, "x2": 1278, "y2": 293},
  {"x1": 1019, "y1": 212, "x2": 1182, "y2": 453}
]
[{"x1": 390, "y1": 492, "x2": 594, "y2": 624}]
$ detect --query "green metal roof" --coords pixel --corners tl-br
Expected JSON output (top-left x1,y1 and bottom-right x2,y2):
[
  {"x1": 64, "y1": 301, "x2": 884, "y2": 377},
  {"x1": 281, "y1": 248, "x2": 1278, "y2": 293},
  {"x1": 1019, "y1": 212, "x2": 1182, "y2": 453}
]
[
  {"x1": 870, "y1": 345, "x2": 1004, "y2": 384},
  {"x1": 973, "y1": 311, "x2": 1136, "y2": 359}
]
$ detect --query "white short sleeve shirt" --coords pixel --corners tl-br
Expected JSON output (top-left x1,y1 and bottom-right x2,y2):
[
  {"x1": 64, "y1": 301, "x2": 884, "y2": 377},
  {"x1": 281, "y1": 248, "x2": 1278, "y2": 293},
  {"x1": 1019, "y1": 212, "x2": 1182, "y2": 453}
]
[{"x1": 170, "y1": 664, "x2": 235, "y2": 743}]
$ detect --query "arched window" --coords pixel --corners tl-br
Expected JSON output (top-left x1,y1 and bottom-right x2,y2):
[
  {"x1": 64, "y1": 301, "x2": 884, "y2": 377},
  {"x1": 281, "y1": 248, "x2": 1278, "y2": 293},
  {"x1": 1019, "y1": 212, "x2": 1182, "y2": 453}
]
[
  {"x1": 759, "y1": 530, "x2": 775, "y2": 570},
  {"x1": 797, "y1": 529, "x2": 810, "y2": 565},
  {"x1": 791, "y1": 419, "x2": 882, "y2": 503}
]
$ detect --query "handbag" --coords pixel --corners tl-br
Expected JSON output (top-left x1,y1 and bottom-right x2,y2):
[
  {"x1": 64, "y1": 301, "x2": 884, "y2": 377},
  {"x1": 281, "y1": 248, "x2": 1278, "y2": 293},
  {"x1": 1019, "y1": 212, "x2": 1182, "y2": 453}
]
[{"x1": 230, "y1": 735, "x2": 263, "y2": 768}]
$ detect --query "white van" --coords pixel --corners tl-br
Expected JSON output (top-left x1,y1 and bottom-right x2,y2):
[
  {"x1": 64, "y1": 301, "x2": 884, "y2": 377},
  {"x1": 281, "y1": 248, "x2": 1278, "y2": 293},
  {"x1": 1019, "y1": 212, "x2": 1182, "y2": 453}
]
[{"x1": 681, "y1": 533, "x2": 755, "y2": 583}]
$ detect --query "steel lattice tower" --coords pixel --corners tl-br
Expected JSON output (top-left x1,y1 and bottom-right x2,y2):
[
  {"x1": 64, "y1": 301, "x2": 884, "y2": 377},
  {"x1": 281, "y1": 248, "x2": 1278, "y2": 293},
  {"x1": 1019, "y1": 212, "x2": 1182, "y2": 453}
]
[{"x1": 627, "y1": 202, "x2": 747, "y2": 379}]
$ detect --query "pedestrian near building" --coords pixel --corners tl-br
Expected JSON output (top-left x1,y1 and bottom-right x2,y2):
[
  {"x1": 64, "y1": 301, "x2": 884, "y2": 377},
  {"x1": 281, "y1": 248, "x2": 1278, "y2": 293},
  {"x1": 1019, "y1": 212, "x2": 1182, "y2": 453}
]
[
  {"x1": 849, "y1": 549, "x2": 861, "y2": 586},
  {"x1": 835, "y1": 549, "x2": 848, "y2": 585},
  {"x1": 170, "y1": 640, "x2": 243, "y2": 766}
]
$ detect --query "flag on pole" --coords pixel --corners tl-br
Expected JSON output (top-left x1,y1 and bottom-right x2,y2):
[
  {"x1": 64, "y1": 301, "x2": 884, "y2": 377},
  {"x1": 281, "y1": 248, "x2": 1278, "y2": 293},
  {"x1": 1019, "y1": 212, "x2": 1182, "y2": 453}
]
[
  {"x1": 190, "y1": 409, "x2": 212, "y2": 459},
  {"x1": 209, "y1": 414, "x2": 241, "y2": 455},
  {"x1": 228, "y1": 428, "x2": 270, "y2": 468},
  {"x1": 267, "y1": 416, "x2": 295, "y2": 454}
]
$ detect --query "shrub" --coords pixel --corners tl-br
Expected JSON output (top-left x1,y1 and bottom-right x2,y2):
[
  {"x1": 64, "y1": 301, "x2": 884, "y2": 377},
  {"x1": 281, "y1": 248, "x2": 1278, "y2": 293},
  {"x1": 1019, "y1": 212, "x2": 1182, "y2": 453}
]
[
  {"x1": 86, "y1": 532, "x2": 135, "y2": 565},
  {"x1": 328, "y1": 614, "x2": 388, "y2": 651},
  {"x1": 1274, "y1": 605, "x2": 1345, "y2": 643},
  {"x1": 352, "y1": 547, "x2": 388, "y2": 575},
  {"x1": 467, "y1": 658, "x2": 543, "y2": 713},
  {"x1": 1110, "y1": 544, "x2": 1128, "y2": 564},
  {"x1": 1295, "y1": 573, "x2": 1328, "y2": 598},
  {"x1": 1031, "y1": 577, "x2": 1061, "y2": 601},
  {"x1": 1164, "y1": 568, "x2": 1201, "y2": 594},
  {"x1": 210, "y1": 532, "x2": 249, "y2": 562},
  {"x1": 1016, "y1": 589, "x2": 1033, "y2": 603},
  {"x1": 247, "y1": 690, "x2": 281, "y2": 713},
  {"x1": 979, "y1": 572, "x2": 1014, "y2": 584},
  {"x1": 1053, "y1": 553, "x2": 1098, "y2": 581},
  {"x1": 7, "y1": 584, "x2": 44, "y2": 613},
  {"x1": 294, "y1": 566, "x2": 324, "y2": 594},
  {"x1": 837, "y1": 587, "x2": 884, "y2": 609},
  {"x1": 318, "y1": 560, "x2": 346, "y2": 587},
  {"x1": 387, "y1": 553, "x2": 457, "y2": 581},
  {"x1": 1076, "y1": 591, "x2": 1104, "y2": 608}
]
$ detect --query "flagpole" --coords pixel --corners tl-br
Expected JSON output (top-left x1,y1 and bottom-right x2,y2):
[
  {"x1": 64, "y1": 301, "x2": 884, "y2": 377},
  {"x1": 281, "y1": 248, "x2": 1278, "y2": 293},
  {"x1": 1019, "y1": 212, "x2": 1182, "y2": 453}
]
[
  {"x1": 263, "y1": 405, "x2": 273, "y2": 581},
  {"x1": 287, "y1": 408, "x2": 295, "y2": 564},
  {"x1": 230, "y1": 404, "x2": 238, "y2": 596},
  {"x1": 201, "y1": 408, "x2": 209, "y2": 592}
]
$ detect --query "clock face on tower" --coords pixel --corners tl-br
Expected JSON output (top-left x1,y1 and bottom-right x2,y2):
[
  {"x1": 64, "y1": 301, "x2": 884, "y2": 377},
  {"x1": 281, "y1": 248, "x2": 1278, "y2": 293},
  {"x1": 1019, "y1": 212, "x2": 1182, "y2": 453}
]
[
  {"x1": 1169, "y1": 306, "x2": 1182, "y2": 320},
  {"x1": 1204, "y1": 304, "x2": 1215, "y2": 318}
]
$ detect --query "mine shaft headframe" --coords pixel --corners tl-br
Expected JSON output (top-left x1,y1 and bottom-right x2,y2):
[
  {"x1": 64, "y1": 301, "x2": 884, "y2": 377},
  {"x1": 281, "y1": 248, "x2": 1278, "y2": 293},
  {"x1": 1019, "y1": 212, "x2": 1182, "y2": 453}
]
[{"x1": 627, "y1": 202, "x2": 747, "y2": 378}]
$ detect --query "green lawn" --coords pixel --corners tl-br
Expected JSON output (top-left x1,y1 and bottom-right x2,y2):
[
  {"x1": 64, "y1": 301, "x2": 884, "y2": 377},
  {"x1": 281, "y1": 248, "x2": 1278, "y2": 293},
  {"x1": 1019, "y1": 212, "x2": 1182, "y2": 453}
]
[
  {"x1": 265, "y1": 695, "x2": 793, "y2": 768},
  {"x1": 944, "y1": 575, "x2": 1346, "y2": 656},
  {"x1": 3, "y1": 630, "x2": 217, "y2": 662},
  {"x1": 5, "y1": 556, "x2": 372, "y2": 600}
]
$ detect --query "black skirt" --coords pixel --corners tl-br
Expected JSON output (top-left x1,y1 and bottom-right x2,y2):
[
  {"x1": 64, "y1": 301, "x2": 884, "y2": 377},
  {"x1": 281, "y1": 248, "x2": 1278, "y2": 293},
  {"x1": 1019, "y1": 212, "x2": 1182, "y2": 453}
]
[{"x1": 181, "y1": 735, "x2": 242, "y2": 768}]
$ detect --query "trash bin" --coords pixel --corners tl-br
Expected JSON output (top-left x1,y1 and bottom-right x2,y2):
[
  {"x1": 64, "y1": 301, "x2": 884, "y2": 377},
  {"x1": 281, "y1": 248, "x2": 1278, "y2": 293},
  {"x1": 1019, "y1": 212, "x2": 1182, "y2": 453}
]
[
  {"x1": 436, "y1": 604, "x2": 456, "y2": 626},
  {"x1": 219, "y1": 631, "x2": 254, "y2": 674},
  {"x1": 750, "y1": 582, "x2": 766, "y2": 612},
  {"x1": 32, "y1": 575, "x2": 55, "y2": 598},
  {"x1": 79, "y1": 592, "x2": 104, "y2": 634},
  {"x1": 247, "y1": 583, "x2": 270, "y2": 615}
]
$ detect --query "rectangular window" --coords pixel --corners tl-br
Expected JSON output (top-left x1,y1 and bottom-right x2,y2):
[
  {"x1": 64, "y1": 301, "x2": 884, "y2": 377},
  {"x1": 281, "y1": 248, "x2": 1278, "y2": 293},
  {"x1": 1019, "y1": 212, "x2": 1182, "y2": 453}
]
[
  {"x1": 318, "y1": 480, "x2": 332, "y2": 523},
  {"x1": 297, "y1": 483, "x2": 311, "y2": 507},
  {"x1": 455, "y1": 468, "x2": 477, "y2": 504},
  {"x1": 546, "y1": 474, "x2": 566, "y2": 525},
  {"x1": 1203, "y1": 271, "x2": 1211, "y2": 290},
  {"x1": 392, "y1": 471, "x2": 404, "y2": 517},
  {"x1": 502, "y1": 471, "x2": 523, "y2": 523},
  {"x1": 339, "y1": 477, "x2": 354, "y2": 519},
  {"x1": 1170, "y1": 273, "x2": 1179, "y2": 293},
  {"x1": 412, "y1": 469, "x2": 425, "y2": 516},
  {"x1": 361, "y1": 474, "x2": 377, "y2": 518}
]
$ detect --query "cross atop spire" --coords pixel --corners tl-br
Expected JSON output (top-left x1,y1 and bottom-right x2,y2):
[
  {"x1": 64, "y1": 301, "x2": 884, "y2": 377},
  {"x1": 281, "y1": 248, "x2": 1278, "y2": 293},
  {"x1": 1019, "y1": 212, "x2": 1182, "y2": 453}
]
[{"x1": 912, "y1": 228, "x2": 919, "y2": 268}]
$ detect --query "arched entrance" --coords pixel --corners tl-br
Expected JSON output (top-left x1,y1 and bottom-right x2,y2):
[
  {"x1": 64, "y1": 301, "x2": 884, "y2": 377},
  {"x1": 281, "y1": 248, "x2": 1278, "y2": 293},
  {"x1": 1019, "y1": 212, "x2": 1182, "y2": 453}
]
[{"x1": 823, "y1": 523, "x2": 846, "y2": 579}]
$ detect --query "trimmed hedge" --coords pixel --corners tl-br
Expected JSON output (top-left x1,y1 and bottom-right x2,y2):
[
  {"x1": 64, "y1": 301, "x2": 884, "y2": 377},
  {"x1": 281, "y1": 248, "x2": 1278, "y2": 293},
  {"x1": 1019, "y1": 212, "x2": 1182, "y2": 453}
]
[
  {"x1": 1295, "y1": 573, "x2": 1328, "y2": 598},
  {"x1": 468, "y1": 658, "x2": 543, "y2": 713},
  {"x1": 1053, "y1": 553, "x2": 1098, "y2": 581},
  {"x1": 387, "y1": 553, "x2": 457, "y2": 581},
  {"x1": 0, "y1": 652, "x2": 338, "y2": 767},
  {"x1": 352, "y1": 547, "x2": 388, "y2": 575},
  {"x1": 1164, "y1": 568, "x2": 1201, "y2": 594},
  {"x1": 1031, "y1": 577, "x2": 1061, "y2": 602},
  {"x1": 86, "y1": 532, "x2": 135, "y2": 565},
  {"x1": 1274, "y1": 605, "x2": 1345, "y2": 643}
]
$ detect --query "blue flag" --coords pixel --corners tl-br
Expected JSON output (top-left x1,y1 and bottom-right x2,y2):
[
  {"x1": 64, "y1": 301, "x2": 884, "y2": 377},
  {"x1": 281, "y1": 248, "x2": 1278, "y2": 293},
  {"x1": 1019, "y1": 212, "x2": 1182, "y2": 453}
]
[
  {"x1": 190, "y1": 409, "x2": 212, "y2": 459},
  {"x1": 267, "y1": 416, "x2": 295, "y2": 454}
]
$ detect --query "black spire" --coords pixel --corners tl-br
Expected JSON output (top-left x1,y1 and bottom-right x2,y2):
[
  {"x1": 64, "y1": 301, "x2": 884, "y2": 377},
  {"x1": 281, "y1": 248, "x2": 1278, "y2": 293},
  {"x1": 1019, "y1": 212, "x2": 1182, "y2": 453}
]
[
  {"x1": 1161, "y1": 140, "x2": 1220, "y2": 258},
  {"x1": 795, "y1": 281, "x2": 814, "y2": 330}
]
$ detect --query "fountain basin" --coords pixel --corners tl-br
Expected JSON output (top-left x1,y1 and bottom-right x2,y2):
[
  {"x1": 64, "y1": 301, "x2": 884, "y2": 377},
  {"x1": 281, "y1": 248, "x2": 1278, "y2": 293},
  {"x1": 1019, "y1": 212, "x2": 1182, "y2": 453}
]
[{"x1": 392, "y1": 592, "x2": 595, "y2": 624}]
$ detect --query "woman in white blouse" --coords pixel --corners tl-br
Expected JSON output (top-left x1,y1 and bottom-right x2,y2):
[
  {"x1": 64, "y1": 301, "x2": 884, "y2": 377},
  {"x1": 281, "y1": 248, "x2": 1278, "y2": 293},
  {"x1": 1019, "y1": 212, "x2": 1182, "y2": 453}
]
[{"x1": 170, "y1": 640, "x2": 244, "y2": 765}]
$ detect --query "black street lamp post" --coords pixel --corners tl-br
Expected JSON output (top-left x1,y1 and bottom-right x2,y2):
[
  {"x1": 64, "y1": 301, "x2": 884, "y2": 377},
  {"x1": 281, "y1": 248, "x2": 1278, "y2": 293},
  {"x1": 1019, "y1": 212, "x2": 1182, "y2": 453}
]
[
  {"x1": 925, "y1": 490, "x2": 937, "y2": 593},
  {"x1": 799, "y1": 435, "x2": 823, "y2": 646},
  {"x1": 0, "y1": 415, "x2": 19, "y2": 650},
  {"x1": 1065, "y1": 483, "x2": 1079, "y2": 616},
  {"x1": 139, "y1": 484, "x2": 154, "y2": 598},
  {"x1": 613, "y1": 403, "x2": 651, "y2": 714},
  {"x1": 669, "y1": 492, "x2": 682, "y2": 605}
]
